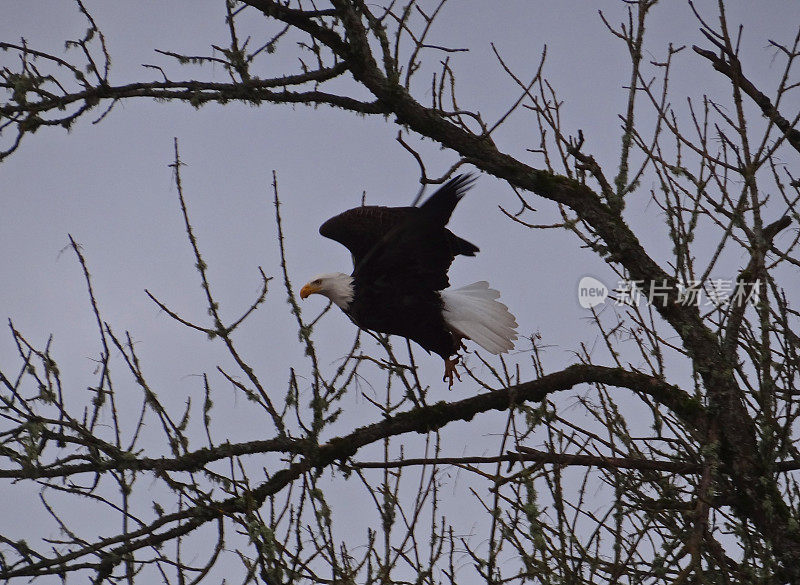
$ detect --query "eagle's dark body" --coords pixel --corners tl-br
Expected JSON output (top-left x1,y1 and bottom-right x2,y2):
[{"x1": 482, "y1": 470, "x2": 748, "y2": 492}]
[{"x1": 319, "y1": 175, "x2": 478, "y2": 359}]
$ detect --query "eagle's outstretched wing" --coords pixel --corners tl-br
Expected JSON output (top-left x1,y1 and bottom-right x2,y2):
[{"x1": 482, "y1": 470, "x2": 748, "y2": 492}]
[
  {"x1": 319, "y1": 205, "x2": 414, "y2": 267},
  {"x1": 319, "y1": 175, "x2": 478, "y2": 290}
]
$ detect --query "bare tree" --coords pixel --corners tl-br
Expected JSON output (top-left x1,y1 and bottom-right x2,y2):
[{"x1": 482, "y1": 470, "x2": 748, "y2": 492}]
[{"x1": 2, "y1": 1, "x2": 800, "y2": 583}]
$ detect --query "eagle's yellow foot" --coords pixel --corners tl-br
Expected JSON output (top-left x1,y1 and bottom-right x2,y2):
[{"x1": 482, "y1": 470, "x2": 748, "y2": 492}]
[{"x1": 443, "y1": 355, "x2": 462, "y2": 389}]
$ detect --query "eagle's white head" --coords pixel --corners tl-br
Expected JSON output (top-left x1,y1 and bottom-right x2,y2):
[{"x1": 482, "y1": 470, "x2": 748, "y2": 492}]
[{"x1": 299, "y1": 272, "x2": 354, "y2": 310}]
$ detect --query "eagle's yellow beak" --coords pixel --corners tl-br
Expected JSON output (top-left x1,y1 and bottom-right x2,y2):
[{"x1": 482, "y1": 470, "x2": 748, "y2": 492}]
[{"x1": 299, "y1": 282, "x2": 320, "y2": 299}]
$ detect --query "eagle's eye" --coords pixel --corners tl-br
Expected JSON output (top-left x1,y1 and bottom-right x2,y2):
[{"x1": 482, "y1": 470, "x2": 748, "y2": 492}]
[{"x1": 313, "y1": 278, "x2": 322, "y2": 285}]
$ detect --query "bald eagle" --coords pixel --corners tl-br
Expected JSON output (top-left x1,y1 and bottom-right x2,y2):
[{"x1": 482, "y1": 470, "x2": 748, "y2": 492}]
[{"x1": 300, "y1": 174, "x2": 518, "y2": 387}]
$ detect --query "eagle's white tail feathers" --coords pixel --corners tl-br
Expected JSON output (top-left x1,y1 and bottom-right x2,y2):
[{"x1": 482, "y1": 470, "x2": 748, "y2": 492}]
[{"x1": 441, "y1": 282, "x2": 518, "y2": 355}]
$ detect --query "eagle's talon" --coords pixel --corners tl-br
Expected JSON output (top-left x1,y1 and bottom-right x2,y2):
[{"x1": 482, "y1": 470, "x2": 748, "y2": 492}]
[{"x1": 443, "y1": 355, "x2": 462, "y2": 389}]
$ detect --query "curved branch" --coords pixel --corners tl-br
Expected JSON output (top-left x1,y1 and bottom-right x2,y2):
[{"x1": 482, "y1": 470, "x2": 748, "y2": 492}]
[
  {"x1": 0, "y1": 434, "x2": 302, "y2": 480},
  {"x1": 0, "y1": 64, "x2": 384, "y2": 118},
  {"x1": 693, "y1": 43, "x2": 800, "y2": 155}
]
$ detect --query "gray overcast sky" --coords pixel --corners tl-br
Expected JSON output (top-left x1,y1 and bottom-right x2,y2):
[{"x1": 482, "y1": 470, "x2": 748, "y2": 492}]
[
  {"x1": 5, "y1": 1, "x2": 794, "y2": 376},
  {"x1": 2, "y1": 0, "x2": 798, "y2": 580}
]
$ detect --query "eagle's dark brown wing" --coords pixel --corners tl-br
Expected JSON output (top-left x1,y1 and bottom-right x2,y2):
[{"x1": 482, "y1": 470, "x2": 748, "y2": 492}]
[
  {"x1": 318, "y1": 175, "x2": 479, "y2": 274},
  {"x1": 352, "y1": 174, "x2": 478, "y2": 291},
  {"x1": 319, "y1": 205, "x2": 415, "y2": 267}
]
